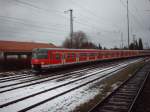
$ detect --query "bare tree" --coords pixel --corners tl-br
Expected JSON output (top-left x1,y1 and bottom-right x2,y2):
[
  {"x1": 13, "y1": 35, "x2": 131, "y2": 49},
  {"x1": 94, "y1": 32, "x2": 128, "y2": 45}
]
[
  {"x1": 138, "y1": 38, "x2": 143, "y2": 50},
  {"x1": 62, "y1": 38, "x2": 71, "y2": 48},
  {"x1": 62, "y1": 31, "x2": 98, "y2": 49},
  {"x1": 72, "y1": 31, "x2": 88, "y2": 48}
]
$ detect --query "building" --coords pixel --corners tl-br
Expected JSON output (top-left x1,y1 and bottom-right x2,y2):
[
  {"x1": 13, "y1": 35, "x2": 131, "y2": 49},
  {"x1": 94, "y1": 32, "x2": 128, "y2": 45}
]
[
  {"x1": 0, "y1": 40, "x2": 57, "y2": 69},
  {"x1": 0, "y1": 40, "x2": 57, "y2": 59}
]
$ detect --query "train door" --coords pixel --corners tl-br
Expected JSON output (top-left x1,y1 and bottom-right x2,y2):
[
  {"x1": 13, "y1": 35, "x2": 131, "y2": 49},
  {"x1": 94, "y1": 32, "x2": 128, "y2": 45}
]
[
  {"x1": 76, "y1": 52, "x2": 79, "y2": 62},
  {"x1": 65, "y1": 53, "x2": 76, "y2": 63},
  {"x1": 51, "y1": 51, "x2": 62, "y2": 65},
  {"x1": 49, "y1": 51, "x2": 53, "y2": 64},
  {"x1": 62, "y1": 52, "x2": 65, "y2": 64}
]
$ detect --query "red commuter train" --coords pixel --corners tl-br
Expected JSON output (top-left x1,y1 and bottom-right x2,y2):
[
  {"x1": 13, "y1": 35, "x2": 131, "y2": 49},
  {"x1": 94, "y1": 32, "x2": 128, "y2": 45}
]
[{"x1": 31, "y1": 48, "x2": 150, "y2": 70}]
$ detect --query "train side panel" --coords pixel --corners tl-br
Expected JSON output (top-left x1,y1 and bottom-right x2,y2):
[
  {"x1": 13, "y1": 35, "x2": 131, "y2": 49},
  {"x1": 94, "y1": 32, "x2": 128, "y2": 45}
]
[{"x1": 31, "y1": 48, "x2": 150, "y2": 70}]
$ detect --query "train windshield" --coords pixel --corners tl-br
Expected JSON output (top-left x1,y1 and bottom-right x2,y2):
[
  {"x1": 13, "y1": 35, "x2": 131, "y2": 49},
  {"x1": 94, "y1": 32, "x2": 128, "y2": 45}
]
[{"x1": 32, "y1": 49, "x2": 48, "y2": 59}]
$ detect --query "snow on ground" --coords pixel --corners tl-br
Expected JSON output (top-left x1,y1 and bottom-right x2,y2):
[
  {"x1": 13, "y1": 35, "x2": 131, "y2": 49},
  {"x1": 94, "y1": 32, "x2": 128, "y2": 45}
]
[
  {"x1": 0, "y1": 65, "x2": 108, "y2": 90},
  {"x1": 111, "y1": 82, "x2": 121, "y2": 90},
  {"x1": 0, "y1": 59, "x2": 142, "y2": 112},
  {"x1": 0, "y1": 76, "x2": 37, "y2": 87},
  {"x1": 0, "y1": 65, "x2": 117, "y2": 105},
  {"x1": 27, "y1": 75, "x2": 114, "y2": 112},
  {"x1": 0, "y1": 65, "x2": 125, "y2": 112}
]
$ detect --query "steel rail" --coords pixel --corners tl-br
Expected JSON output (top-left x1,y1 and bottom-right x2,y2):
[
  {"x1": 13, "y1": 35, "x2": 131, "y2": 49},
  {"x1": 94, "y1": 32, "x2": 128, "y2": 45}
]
[
  {"x1": 0, "y1": 62, "x2": 119, "y2": 93},
  {"x1": 0, "y1": 62, "x2": 110, "y2": 87},
  {"x1": 128, "y1": 71, "x2": 150, "y2": 112},
  {"x1": 18, "y1": 65, "x2": 128, "y2": 112},
  {"x1": 0, "y1": 63, "x2": 128, "y2": 108},
  {"x1": 88, "y1": 62, "x2": 149, "y2": 112}
]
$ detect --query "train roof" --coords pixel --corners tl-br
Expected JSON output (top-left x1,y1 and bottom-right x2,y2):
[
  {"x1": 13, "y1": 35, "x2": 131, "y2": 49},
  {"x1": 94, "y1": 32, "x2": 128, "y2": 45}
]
[{"x1": 32, "y1": 48, "x2": 148, "y2": 52}]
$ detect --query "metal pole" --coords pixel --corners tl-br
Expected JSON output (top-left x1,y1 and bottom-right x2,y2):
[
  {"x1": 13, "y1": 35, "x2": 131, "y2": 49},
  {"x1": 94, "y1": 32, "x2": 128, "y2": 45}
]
[
  {"x1": 127, "y1": 0, "x2": 130, "y2": 49},
  {"x1": 69, "y1": 9, "x2": 73, "y2": 48},
  {"x1": 64, "y1": 9, "x2": 73, "y2": 48}
]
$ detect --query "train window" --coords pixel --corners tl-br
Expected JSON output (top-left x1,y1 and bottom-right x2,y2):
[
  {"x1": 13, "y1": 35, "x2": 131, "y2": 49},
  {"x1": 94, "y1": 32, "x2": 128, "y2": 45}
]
[
  {"x1": 55, "y1": 53, "x2": 61, "y2": 60},
  {"x1": 32, "y1": 49, "x2": 48, "y2": 59},
  {"x1": 73, "y1": 54, "x2": 76, "y2": 58},
  {"x1": 71, "y1": 53, "x2": 75, "y2": 58},
  {"x1": 67, "y1": 53, "x2": 75, "y2": 59}
]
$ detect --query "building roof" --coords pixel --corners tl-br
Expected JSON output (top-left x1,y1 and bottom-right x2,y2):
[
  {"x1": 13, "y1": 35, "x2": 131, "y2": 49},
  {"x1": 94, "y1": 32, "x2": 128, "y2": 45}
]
[{"x1": 0, "y1": 40, "x2": 57, "y2": 52}]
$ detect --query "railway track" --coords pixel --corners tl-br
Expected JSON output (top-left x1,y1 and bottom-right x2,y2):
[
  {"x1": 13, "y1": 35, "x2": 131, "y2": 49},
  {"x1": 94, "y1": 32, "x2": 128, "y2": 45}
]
[
  {"x1": 0, "y1": 58, "x2": 135, "y2": 82},
  {"x1": 0, "y1": 59, "x2": 142, "y2": 112},
  {"x1": 0, "y1": 63, "x2": 107, "y2": 85},
  {"x1": 0, "y1": 61, "x2": 115, "y2": 83},
  {"x1": 89, "y1": 61, "x2": 150, "y2": 112},
  {"x1": 128, "y1": 64, "x2": 150, "y2": 112},
  {"x1": 0, "y1": 70, "x2": 33, "y2": 80},
  {"x1": 0, "y1": 60, "x2": 128, "y2": 93}
]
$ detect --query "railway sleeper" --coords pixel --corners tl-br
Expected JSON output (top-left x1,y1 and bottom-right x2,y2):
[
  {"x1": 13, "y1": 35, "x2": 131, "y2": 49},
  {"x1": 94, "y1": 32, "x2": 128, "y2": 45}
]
[
  {"x1": 96, "y1": 109, "x2": 117, "y2": 112},
  {"x1": 121, "y1": 88, "x2": 137, "y2": 91},
  {"x1": 118, "y1": 89, "x2": 137, "y2": 93},
  {"x1": 107, "y1": 101, "x2": 129, "y2": 106},
  {"x1": 118, "y1": 90, "x2": 137, "y2": 92},
  {"x1": 123, "y1": 84, "x2": 141, "y2": 88},
  {"x1": 108, "y1": 97, "x2": 133, "y2": 104},
  {"x1": 111, "y1": 95, "x2": 134, "y2": 100},
  {"x1": 101, "y1": 105, "x2": 128, "y2": 111},
  {"x1": 99, "y1": 108, "x2": 127, "y2": 112},
  {"x1": 109, "y1": 97, "x2": 131, "y2": 103},
  {"x1": 115, "y1": 92, "x2": 136, "y2": 97},
  {"x1": 89, "y1": 63, "x2": 150, "y2": 112},
  {"x1": 127, "y1": 78, "x2": 145, "y2": 83}
]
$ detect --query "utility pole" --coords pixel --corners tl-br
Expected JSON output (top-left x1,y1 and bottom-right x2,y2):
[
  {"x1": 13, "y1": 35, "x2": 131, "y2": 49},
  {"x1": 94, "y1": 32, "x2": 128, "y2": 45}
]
[
  {"x1": 127, "y1": 0, "x2": 130, "y2": 49},
  {"x1": 65, "y1": 9, "x2": 73, "y2": 48},
  {"x1": 70, "y1": 9, "x2": 73, "y2": 48}
]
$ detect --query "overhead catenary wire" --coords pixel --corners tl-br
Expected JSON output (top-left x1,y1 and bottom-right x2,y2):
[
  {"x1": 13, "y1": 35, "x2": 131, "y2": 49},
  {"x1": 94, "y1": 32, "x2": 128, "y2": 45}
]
[
  {"x1": 0, "y1": 16, "x2": 68, "y2": 33},
  {"x1": 132, "y1": 0, "x2": 149, "y2": 31},
  {"x1": 69, "y1": 0, "x2": 120, "y2": 30},
  {"x1": 14, "y1": 0, "x2": 117, "y2": 31},
  {"x1": 14, "y1": 0, "x2": 68, "y2": 19},
  {"x1": 15, "y1": 0, "x2": 120, "y2": 32},
  {"x1": 120, "y1": 0, "x2": 146, "y2": 39},
  {"x1": 1, "y1": 0, "x2": 147, "y2": 48},
  {"x1": 13, "y1": 0, "x2": 117, "y2": 36},
  {"x1": 0, "y1": 27, "x2": 67, "y2": 42}
]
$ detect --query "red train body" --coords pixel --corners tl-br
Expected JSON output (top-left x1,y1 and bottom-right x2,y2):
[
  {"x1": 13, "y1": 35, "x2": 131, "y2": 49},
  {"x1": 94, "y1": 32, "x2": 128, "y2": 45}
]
[{"x1": 31, "y1": 48, "x2": 150, "y2": 70}]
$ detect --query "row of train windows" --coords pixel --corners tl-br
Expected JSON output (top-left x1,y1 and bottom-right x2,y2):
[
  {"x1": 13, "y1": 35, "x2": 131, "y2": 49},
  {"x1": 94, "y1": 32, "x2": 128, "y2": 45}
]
[
  {"x1": 53, "y1": 53, "x2": 115, "y2": 60},
  {"x1": 55, "y1": 53, "x2": 76, "y2": 60},
  {"x1": 52, "y1": 52, "x2": 136, "y2": 60},
  {"x1": 54, "y1": 53, "x2": 96, "y2": 59}
]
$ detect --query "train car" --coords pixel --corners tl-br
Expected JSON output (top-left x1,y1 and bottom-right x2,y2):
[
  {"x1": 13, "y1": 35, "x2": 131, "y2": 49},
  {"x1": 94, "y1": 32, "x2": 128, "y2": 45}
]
[{"x1": 31, "y1": 48, "x2": 149, "y2": 70}]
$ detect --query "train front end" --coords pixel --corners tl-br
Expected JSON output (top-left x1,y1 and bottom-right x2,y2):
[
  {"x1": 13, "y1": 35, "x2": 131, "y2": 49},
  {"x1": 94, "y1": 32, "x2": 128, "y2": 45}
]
[{"x1": 31, "y1": 48, "x2": 49, "y2": 70}]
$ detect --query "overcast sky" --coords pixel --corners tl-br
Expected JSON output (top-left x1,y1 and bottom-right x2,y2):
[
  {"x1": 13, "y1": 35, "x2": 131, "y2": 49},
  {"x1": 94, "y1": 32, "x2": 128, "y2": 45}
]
[{"x1": 0, "y1": 0, "x2": 150, "y2": 48}]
